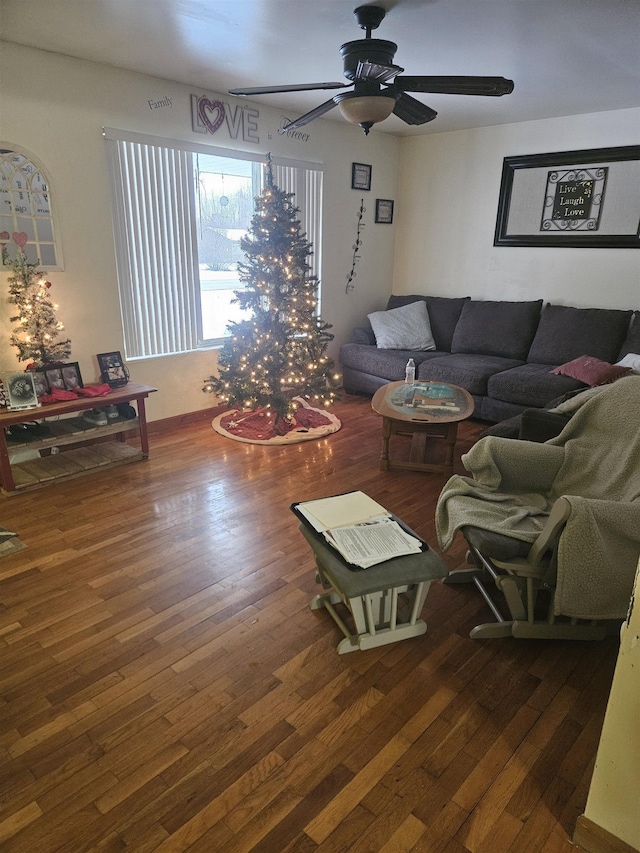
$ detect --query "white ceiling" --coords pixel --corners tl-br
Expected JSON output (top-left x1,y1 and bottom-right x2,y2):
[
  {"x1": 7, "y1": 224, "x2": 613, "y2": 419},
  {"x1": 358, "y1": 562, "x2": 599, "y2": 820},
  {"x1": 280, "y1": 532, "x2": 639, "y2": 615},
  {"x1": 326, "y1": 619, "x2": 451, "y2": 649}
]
[{"x1": 1, "y1": 0, "x2": 639, "y2": 136}]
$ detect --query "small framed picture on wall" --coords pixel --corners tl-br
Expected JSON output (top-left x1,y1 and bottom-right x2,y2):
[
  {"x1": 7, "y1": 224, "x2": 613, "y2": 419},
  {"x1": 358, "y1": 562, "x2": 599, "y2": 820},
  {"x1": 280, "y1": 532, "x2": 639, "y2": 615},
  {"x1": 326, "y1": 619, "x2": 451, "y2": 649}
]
[
  {"x1": 375, "y1": 199, "x2": 394, "y2": 224},
  {"x1": 351, "y1": 163, "x2": 372, "y2": 191}
]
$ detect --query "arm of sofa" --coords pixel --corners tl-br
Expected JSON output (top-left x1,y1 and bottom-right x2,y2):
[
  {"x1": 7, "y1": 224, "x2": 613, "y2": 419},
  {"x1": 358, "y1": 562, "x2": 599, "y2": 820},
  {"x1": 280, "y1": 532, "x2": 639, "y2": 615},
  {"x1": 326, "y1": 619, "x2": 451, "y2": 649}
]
[
  {"x1": 519, "y1": 409, "x2": 570, "y2": 442},
  {"x1": 352, "y1": 326, "x2": 376, "y2": 345}
]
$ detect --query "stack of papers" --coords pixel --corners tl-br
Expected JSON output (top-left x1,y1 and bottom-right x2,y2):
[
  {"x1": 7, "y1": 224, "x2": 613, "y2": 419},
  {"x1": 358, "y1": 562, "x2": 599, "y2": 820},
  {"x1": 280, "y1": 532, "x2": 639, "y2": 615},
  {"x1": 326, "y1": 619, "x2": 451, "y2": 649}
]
[{"x1": 294, "y1": 491, "x2": 423, "y2": 569}]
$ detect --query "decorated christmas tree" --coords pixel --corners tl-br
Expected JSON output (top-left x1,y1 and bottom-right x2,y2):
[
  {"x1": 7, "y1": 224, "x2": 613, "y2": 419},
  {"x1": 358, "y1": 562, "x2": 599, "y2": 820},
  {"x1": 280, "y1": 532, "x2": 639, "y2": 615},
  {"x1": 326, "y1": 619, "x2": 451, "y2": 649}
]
[
  {"x1": 2, "y1": 237, "x2": 71, "y2": 367},
  {"x1": 204, "y1": 158, "x2": 339, "y2": 427}
]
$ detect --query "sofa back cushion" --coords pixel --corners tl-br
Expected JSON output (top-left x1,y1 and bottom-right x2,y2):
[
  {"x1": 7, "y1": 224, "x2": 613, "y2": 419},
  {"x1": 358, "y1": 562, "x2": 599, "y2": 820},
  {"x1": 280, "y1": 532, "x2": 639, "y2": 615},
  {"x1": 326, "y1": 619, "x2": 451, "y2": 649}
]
[
  {"x1": 617, "y1": 311, "x2": 640, "y2": 359},
  {"x1": 451, "y1": 299, "x2": 543, "y2": 359},
  {"x1": 387, "y1": 295, "x2": 468, "y2": 351},
  {"x1": 527, "y1": 304, "x2": 633, "y2": 365}
]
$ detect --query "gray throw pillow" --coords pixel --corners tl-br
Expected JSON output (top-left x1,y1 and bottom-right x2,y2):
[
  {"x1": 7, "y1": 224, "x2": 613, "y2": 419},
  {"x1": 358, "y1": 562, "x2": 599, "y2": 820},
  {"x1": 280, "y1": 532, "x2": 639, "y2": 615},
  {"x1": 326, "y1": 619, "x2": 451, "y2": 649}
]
[{"x1": 368, "y1": 301, "x2": 436, "y2": 351}]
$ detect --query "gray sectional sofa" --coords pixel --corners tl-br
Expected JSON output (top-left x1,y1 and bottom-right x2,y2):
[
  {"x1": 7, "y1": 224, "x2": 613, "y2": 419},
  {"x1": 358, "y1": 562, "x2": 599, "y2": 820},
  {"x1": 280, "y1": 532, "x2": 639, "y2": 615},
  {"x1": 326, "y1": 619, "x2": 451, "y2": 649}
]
[{"x1": 340, "y1": 294, "x2": 640, "y2": 422}]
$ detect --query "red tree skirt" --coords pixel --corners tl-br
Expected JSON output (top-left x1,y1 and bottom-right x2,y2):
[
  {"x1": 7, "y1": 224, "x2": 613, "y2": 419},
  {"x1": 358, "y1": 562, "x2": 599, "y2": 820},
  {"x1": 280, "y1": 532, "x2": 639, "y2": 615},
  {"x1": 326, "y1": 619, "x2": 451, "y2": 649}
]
[{"x1": 212, "y1": 396, "x2": 341, "y2": 445}]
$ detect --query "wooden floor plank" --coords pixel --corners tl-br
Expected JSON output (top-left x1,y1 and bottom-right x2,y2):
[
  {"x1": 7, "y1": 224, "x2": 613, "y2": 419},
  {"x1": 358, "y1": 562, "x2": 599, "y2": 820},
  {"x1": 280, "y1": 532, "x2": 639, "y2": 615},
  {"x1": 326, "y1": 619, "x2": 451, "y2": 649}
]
[{"x1": 0, "y1": 397, "x2": 620, "y2": 852}]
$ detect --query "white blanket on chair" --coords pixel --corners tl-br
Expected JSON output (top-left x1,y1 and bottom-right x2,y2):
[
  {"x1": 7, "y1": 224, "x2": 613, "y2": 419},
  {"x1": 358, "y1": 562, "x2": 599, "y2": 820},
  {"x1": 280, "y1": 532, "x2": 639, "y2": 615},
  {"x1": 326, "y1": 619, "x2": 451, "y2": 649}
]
[{"x1": 435, "y1": 376, "x2": 640, "y2": 620}]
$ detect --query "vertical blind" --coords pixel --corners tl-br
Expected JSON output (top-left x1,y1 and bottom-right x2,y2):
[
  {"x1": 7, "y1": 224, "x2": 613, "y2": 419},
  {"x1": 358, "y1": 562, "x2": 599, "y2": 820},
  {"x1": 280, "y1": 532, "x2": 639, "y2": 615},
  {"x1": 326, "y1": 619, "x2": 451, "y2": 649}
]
[
  {"x1": 104, "y1": 128, "x2": 324, "y2": 359},
  {"x1": 272, "y1": 164, "x2": 323, "y2": 282},
  {"x1": 105, "y1": 136, "x2": 200, "y2": 358}
]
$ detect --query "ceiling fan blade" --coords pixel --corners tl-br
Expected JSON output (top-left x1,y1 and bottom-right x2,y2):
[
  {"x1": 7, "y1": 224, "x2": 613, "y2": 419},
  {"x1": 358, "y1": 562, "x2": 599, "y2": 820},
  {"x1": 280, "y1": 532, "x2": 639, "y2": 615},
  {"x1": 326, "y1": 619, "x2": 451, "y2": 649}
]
[
  {"x1": 392, "y1": 93, "x2": 438, "y2": 125},
  {"x1": 355, "y1": 60, "x2": 404, "y2": 83},
  {"x1": 394, "y1": 76, "x2": 514, "y2": 96},
  {"x1": 229, "y1": 82, "x2": 347, "y2": 96},
  {"x1": 281, "y1": 98, "x2": 339, "y2": 131}
]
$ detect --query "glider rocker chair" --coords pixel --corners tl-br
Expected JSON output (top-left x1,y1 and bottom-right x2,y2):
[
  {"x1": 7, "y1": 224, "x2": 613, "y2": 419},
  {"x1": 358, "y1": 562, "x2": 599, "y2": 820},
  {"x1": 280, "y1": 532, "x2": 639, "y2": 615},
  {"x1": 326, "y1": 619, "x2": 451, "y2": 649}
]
[
  {"x1": 446, "y1": 497, "x2": 609, "y2": 640},
  {"x1": 436, "y1": 376, "x2": 640, "y2": 641}
]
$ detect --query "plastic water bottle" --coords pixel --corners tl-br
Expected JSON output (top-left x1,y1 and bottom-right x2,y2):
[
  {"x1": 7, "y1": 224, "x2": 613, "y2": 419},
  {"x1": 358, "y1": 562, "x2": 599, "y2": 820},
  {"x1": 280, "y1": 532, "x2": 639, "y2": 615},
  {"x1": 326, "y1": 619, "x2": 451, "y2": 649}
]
[{"x1": 405, "y1": 358, "x2": 416, "y2": 385}]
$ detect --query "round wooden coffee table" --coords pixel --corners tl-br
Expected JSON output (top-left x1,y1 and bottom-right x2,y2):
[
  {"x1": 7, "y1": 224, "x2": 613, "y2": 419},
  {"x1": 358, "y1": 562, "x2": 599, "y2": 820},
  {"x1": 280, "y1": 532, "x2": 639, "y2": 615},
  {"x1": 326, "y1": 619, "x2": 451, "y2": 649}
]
[{"x1": 371, "y1": 380, "x2": 474, "y2": 476}]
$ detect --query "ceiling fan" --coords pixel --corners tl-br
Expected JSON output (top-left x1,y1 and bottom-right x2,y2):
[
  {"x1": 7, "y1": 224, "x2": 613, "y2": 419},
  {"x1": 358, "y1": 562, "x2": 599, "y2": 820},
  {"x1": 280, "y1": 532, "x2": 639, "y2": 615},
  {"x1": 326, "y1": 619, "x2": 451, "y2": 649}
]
[{"x1": 229, "y1": 4, "x2": 514, "y2": 135}]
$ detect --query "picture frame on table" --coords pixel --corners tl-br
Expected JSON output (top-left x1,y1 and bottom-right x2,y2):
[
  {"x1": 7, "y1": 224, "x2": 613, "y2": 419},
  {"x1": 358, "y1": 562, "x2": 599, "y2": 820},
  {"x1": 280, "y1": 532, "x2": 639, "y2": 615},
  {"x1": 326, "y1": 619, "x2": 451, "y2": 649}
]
[
  {"x1": 351, "y1": 162, "x2": 372, "y2": 191},
  {"x1": 97, "y1": 351, "x2": 129, "y2": 388},
  {"x1": 494, "y1": 145, "x2": 640, "y2": 248},
  {"x1": 61, "y1": 362, "x2": 83, "y2": 391},
  {"x1": 44, "y1": 366, "x2": 65, "y2": 391},
  {"x1": 375, "y1": 199, "x2": 394, "y2": 224},
  {"x1": 31, "y1": 370, "x2": 49, "y2": 398},
  {"x1": 2, "y1": 371, "x2": 40, "y2": 410}
]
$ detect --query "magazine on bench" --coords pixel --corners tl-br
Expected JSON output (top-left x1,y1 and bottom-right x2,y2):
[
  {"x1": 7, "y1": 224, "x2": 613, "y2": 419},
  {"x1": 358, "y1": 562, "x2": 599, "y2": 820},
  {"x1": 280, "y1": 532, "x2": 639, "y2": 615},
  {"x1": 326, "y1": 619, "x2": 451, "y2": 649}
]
[{"x1": 291, "y1": 491, "x2": 424, "y2": 569}]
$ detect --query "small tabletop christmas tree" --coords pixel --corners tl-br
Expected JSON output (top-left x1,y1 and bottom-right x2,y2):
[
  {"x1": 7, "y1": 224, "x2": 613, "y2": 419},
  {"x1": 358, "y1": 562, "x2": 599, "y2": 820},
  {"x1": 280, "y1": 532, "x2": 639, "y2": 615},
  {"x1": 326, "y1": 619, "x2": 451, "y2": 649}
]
[
  {"x1": 204, "y1": 157, "x2": 339, "y2": 428},
  {"x1": 1, "y1": 235, "x2": 71, "y2": 367}
]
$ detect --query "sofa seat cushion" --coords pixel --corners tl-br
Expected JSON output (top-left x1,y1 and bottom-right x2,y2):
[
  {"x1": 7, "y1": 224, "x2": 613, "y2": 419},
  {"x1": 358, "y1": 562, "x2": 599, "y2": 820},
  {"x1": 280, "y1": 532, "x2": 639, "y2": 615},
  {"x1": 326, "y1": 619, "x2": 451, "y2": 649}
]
[
  {"x1": 487, "y1": 363, "x2": 585, "y2": 407},
  {"x1": 387, "y1": 294, "x2": 469, "y2": 351},
  {"x1": 416, "y1": 354, "x2": 523, "y2": 395},
  {"x1": 339, "y1": 343, "x2": 441, "y2": 381},
  {"x1": 527, "y1": 304, "x2": 633, "y2": 365},
  {"x1": 451, "y1": 299, "x2": 542, "y2": 360}
]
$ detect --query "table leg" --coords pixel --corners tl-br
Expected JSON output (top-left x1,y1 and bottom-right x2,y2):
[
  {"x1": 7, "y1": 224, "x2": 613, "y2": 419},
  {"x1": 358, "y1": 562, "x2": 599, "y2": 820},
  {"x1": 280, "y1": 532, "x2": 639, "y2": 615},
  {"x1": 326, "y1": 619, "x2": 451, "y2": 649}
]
[
  {"x1": 444, "y1": 422, "x2": 458, "y2": 477},
  {"x1": 380, "y1": 417, "x2": 391, "y2": 471},
  {"x1": 137, "y1": 396, "x2": 150, "y2": 457},
  {"x1": 0, "y1": 429, "x2": 15, "y2": 492}
]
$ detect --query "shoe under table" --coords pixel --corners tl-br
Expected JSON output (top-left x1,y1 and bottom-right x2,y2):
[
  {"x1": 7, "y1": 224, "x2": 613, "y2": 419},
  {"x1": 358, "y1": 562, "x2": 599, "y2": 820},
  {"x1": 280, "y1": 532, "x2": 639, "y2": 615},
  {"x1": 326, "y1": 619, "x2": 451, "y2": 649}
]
[{"x1": 298, "y1": 523, "x2": 448, "y2": 654}]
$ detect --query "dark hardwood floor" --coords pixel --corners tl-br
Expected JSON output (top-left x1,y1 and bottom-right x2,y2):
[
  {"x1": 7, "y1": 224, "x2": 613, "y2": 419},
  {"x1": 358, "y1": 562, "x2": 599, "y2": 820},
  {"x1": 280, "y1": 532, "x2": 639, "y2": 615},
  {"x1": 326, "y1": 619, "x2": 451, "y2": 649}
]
[{"x1": 0, "y1": 395, "x2": 618, "y2": 852}]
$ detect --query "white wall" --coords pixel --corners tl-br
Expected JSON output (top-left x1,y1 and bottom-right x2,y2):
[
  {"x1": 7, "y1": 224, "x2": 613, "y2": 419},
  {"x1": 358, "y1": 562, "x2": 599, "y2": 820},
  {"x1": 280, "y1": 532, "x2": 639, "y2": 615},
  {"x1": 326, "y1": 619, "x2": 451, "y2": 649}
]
[
  {"x1": 0, "y1": 42, "x2": 400, "y2": 422},
  {"x1": 393, "y1": 109, "x2": 640, "y2": 308},
  {"x1": 3, "y1": 41, "x2": 638, "y2": 425},
  {"x1": 578, "y1": 560, "x2": 640, "y2": 851}
]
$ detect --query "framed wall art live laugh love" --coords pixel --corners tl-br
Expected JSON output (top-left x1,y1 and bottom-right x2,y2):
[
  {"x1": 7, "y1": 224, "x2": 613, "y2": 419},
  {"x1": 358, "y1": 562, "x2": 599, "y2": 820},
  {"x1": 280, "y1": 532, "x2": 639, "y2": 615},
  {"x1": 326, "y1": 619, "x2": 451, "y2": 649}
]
[{"x1": 494, "y1": 145, "x2": 640, "y2": 248}]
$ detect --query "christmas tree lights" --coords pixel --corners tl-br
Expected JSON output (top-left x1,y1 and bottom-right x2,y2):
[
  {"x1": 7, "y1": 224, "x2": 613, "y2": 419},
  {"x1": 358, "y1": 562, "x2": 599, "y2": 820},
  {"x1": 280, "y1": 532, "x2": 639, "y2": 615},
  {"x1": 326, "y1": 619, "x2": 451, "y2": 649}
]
[
  {"x1": 1, "y1": 237, "x2": 71, "y2": 366},
  {"x1": 204, "y1": 158, "x2": 339, "y2": 425}
]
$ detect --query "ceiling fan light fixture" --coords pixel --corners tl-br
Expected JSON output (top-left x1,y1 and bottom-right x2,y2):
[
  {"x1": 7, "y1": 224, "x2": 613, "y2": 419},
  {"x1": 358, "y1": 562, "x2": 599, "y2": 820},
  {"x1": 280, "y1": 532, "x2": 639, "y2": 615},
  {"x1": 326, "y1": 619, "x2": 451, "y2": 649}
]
[{"x1": 334, "y1": 90, "x2": 397, "y2": 134}]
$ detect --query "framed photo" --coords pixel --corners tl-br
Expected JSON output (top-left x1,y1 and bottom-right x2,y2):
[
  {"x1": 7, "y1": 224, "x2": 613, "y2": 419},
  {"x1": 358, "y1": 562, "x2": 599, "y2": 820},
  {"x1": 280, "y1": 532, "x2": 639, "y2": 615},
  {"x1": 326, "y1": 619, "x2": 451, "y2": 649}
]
[
  {"x1": 2, "y1": 372, "x2": 40, "y2": 410},
  {"x1": 351, "y1": 162, "x2": 372, "y2": 191},
  {"x1": 44, "y1": 366, "x2": 65, "y2": 391},
  {"x1": 61, "y1": 362, "x2": 83, "y2": 391},
  {"x1": 97, "y1": 351, "x2": 129, "y2": 388},
  {"x1": 375, "y1": 199, "x2": 394, "y2": 224},
  {"x1": 31, "y1": 370, "x2": 49, "y2": 398},
  {"x1": 494, "y1": 145, "x2": 640, "y2": 248}
]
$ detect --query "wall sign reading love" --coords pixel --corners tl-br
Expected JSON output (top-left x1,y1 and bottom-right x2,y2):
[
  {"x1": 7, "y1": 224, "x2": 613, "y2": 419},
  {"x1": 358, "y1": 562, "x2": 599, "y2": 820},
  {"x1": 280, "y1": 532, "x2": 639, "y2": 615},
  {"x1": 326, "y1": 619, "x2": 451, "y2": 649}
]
[{"x1": 191, "y1": 95, "x2": 259, "y2": 143}]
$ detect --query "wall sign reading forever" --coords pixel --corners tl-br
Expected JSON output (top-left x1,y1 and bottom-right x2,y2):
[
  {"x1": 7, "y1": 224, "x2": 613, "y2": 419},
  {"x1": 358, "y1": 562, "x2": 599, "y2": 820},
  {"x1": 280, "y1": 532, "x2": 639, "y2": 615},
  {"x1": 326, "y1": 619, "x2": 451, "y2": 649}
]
[{"x1": 191, "y1": 95, "x2": 259, "y2": 143}]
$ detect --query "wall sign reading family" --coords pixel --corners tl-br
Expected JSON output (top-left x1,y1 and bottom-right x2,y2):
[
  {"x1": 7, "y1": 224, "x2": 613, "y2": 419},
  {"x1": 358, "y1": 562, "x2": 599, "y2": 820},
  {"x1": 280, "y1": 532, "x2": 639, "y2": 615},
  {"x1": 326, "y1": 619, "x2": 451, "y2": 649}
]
[{"x1": 494, "y1": 145, "x2": 640, "y2": 248}]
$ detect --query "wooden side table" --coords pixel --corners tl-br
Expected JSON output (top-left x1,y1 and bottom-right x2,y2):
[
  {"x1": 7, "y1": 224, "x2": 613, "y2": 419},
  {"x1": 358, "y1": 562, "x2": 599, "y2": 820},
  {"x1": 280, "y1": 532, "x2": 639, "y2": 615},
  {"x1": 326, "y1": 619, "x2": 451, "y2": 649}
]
[
  {"x1": 0, "y1": 382, "x2": 157, "y2": 494},
  {"x1": 372, "y1": 380, "x2": 474, "y2": 476}
]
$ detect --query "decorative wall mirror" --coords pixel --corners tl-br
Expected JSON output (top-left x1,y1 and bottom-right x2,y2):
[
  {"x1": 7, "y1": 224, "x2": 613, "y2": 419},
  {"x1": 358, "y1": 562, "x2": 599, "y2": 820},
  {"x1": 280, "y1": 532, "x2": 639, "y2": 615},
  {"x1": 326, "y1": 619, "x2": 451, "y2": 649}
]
[{"x1": 0, "y1": 146, "x2": 64, "y2": 269}]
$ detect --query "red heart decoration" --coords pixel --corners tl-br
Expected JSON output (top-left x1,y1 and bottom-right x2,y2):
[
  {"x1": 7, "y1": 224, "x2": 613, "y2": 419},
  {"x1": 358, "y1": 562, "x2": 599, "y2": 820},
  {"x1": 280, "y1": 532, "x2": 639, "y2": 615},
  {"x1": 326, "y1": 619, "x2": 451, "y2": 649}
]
[
  {"x1": 198, "y1": 98, "x2": 225, "y2": 135},
  {"x1": 12, "y1": 232, "x2": 28, "y2": 249},
  {"x1": 0, "y1": 231, "x2": 9, "y2": 242}
]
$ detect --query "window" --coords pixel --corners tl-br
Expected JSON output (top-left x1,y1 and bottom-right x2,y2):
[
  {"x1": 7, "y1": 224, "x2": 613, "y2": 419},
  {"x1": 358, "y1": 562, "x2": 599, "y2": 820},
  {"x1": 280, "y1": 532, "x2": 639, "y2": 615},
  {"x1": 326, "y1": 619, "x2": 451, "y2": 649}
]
[
  {"x1": 104, "y1": 128, "x2": 323, "y2": 360},
  {"x1": 195, "y1": 154, "x2": 260, "y2": 341}
]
